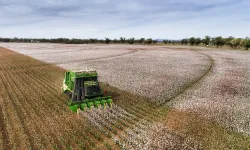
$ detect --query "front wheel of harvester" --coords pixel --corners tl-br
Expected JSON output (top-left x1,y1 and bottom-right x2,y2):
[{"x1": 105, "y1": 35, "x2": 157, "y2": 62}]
[{"x1": 64, "y1": 91, "x2": 72, "y2": 99}]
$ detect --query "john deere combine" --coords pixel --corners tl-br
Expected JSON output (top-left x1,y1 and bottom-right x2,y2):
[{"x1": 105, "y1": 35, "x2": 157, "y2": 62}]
[{"x1": 62, "y1": 69, "x2": 112, "y2": 112}]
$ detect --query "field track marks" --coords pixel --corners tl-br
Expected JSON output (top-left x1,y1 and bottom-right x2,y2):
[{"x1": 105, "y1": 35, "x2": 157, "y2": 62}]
[
  {"x1": 156, "y1": 49, "x2": 214, "y2": 107},
  {"x1": 169, "y1": 49, "x2": 250, "y2": 135},
  {"x1": 55, "y1": 49, "x2": 138, "y2": 64}
]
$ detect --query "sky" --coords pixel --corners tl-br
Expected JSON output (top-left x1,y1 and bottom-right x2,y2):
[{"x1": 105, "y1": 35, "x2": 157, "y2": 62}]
[{"x1": 0, "y1": 0, "x2": 250, "y2": 39}]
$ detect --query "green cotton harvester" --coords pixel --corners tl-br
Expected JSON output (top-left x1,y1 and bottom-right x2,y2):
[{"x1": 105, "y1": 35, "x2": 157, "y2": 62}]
[{"x1": 62, "y1": 69, "x2": 112, "y2": 112}]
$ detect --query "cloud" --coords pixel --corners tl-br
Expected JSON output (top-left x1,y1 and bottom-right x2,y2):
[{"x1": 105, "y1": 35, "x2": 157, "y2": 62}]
[{"x1": 0, "y1": 0, "x2": 249, "y2": 38}]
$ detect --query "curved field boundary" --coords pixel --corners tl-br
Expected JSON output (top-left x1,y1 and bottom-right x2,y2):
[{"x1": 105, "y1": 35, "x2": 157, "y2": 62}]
[
  {"x1": 112, "y1": 48, "x2": 214, "y2": 107},
  {"x1": 158, "y1": 49, "x2": 214, "y2": 107}
]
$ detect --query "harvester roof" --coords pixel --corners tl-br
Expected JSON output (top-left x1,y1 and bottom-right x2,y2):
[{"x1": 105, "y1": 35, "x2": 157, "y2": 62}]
[
  {"x1": 68, "y1": 69, "x2": 98, "y2": 78},
  {"x1": 71, "y1": 69, "x2": 96, "y2": 73}
]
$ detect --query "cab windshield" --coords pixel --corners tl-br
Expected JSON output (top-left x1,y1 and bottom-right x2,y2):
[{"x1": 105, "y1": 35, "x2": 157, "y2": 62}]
[{"x1": 85, "y1": 85, "x2": 100, "y2": 97}]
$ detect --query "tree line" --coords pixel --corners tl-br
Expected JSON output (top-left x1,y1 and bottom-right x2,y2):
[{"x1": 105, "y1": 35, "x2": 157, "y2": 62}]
[
  {"x1": 181, "y1": 36, "x2": 250, "y2": 50},
  {"x1": 1, "y1": 36, "x2": 250, "y2": 50},
  {"x1": 0, "y1": 37, "x2": 158, "y2": 45}
]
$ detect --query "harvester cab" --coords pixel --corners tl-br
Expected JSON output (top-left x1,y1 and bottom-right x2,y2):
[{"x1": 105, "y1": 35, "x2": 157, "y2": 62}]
[{"x1": 62, "y1": 69, "x2": 112, "y2": 112}]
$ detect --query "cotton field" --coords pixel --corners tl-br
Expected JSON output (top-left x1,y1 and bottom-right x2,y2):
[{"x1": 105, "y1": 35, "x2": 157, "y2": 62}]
[{"x1": 0, "y1": 43, "x2": 250, "y2": 149}]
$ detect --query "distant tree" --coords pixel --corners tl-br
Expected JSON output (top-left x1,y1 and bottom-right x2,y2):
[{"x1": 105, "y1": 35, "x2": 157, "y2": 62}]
[
  {"x1": 189, "y1": 37, "x2": 196, "y2": 45},
  {"x1": 71, "y1": 38, "x2": 76, "y2": 44},
  {"x1": 230, "y1": 38, "x2": 242, "y2": 49},
  {"x1": 105, "y1": 38, "x2": 111, "y2": 44},
  {"x1": 195, "y1": 38, "x2": 201, "y2": 45},
  {"x1": 127, "y1": 38, "x2": 135, "y2": 44},
  {"x1": 181, "y1": 39, "x2": 188, "y2": 45},
  {"x1": 89, "y1": 38, "x2": 97, "y2": 43},
  {"x1": 40, "y1": 38, "x2": 48, "y2": 43},
  {"x1": 214, "y1": 36, "x2": 225, "y2": 48},
  {"x1": 184, "y1": 39, "x2": 189, "y2": 45},
  {"x1": 145, "y1": 38, "x2": 153, "y2": 44},
  {"x1": 163, "y1": 40, "x2": 168, "y2": 44},
  {"x1": 5, "y1": 38, "x2": 11, "y2": 42},
  {"x1": 83, "y1": 39, "x2": 89, "y2": 44},
  {"x1": 202, "y1": 36, "x2": 210, "y2": 45},
  {"x1": 224, "y1": 36, "x2": 234, "y2": 48},
  {"x1": 120, "y1": 37, "x2": 126, "y2": 44},
  {"x1": 152, "y1": 40, "x2": 158, "y2": 44},
  {"x1": 113, "y1": 39, "x2": 118, "y2": 44},
  {"x1": 245, "y1": 40, "x2": 250, "y2": 50},
  {"x1": 99, "y1": 39, "x2": 104, "y2": 43},
  {"x1": 240, "y1": 37, "x2": 250, "y2": 50},
  {"x1": 171, "y1": 40, "x2": 177, "y2": 45},
  {"x1": 138, "y1": 38, "x2": 145, "y2": 44}
]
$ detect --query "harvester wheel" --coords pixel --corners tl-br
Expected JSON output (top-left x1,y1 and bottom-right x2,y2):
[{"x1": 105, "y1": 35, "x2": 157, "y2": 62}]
[{"x1": 64, "y1": 91, "x2": 72, "y2": 98}]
